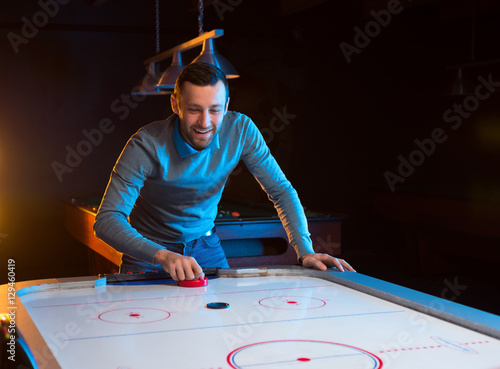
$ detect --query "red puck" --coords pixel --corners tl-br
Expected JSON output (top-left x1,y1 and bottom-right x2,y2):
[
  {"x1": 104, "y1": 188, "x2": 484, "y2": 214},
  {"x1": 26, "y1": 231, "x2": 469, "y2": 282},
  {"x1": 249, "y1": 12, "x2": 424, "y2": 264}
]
[{"x1": 177, "y1": 277, "x2": 208, "y2": 287}]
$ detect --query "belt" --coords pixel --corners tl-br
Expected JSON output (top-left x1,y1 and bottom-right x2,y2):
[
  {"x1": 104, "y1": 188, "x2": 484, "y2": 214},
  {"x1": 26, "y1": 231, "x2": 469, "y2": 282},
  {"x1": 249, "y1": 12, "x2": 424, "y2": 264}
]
[{"x1": 205, "y1": 227, "x2": 216, "y2": 237}]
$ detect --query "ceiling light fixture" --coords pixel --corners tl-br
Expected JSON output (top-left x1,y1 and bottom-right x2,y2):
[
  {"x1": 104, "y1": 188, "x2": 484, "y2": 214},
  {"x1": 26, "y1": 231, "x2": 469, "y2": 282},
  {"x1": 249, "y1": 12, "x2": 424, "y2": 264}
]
[
  {"x1": 190, "y1": 38, "x2": 239, "y2": 79},
  {"x1": 134, "y1": 0, "x2": 239, "y2": 95},
  {"x1": 156, "y1": 51, "x2": 184, "y2": 90},
  {"x1": 189, "y1": 0, "x2": 239, "y2": 79}
]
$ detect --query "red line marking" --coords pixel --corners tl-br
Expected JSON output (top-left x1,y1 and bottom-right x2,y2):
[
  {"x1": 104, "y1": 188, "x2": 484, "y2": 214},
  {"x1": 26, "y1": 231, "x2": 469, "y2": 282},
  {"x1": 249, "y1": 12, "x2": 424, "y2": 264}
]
[
  {"x1": 379, "y1": 341, "x2": 487, "y2": 354},
  {"x1": 32, "y1": 284, "x2": 332, "y2": 309}
]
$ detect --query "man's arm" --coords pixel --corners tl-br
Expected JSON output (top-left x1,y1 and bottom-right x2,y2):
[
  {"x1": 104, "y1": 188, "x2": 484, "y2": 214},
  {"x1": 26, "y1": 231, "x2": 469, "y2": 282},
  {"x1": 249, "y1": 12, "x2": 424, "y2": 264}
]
[
  {"x1": 93, "y1": 130, "x2": 203, "y2": 279},
  {"x1": 93, "y1": 132, "x2": 163, "y2": 263},
  {"x1": 239, "y1": 118, "x2": 355, "y2": 272}
]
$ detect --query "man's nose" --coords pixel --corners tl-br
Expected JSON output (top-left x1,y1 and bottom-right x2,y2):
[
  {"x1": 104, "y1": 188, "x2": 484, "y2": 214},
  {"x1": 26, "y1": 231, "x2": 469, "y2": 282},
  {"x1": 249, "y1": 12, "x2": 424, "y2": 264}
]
[{"x1": 199, "y1": 111, "x2": 210, "y2": 127}]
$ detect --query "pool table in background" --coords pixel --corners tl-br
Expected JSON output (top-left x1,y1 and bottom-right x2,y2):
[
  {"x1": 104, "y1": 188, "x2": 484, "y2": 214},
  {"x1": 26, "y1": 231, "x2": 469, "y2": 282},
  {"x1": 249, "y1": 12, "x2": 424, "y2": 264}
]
[{"x1": 63, "y1": 196, "x2": 345, "y2": 274}]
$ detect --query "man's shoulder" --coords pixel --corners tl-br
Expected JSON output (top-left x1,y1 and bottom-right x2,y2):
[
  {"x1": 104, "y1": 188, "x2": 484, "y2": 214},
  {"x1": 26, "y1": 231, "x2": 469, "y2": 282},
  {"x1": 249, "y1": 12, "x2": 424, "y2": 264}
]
[
  {"x1": 225, "y1": 110, "x2": 249, "y2": 121},
  {"x1": 223, "y1": 111, "x2": 255, "y2": 131},
  {"x1": 138, "y1": 115, "x2": 176, "y2": 136},
  {"x1": 134, "y1": 116, "x2": 176, "y2": 140}
]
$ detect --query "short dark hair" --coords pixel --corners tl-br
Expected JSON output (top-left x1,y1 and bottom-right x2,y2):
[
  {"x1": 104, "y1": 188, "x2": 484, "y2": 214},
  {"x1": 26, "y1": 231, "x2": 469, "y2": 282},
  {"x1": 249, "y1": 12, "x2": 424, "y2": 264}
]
[{"x1": 173, "y1": 62, "x2": 229, "y2": 101}]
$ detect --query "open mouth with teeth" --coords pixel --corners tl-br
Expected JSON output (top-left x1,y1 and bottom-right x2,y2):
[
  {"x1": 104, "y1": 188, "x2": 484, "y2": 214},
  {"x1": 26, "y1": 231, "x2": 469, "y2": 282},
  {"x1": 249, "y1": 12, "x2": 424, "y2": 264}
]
[{"x1": 194, "y1": 128, "x2": 212, "y2": 134}]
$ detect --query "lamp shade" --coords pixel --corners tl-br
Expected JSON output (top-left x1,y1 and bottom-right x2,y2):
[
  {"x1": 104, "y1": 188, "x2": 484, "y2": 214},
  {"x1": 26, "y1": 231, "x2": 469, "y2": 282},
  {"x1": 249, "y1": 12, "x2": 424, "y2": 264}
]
[
  {"x1": 191, "y1": 38, "x2": 239, "y2": 78},
  {"x1": 132, "y1": 62, "x2": 170, "y2": 96},
  {"x1": 157, "y1": 51, "x2": 184, "y2": 90}
]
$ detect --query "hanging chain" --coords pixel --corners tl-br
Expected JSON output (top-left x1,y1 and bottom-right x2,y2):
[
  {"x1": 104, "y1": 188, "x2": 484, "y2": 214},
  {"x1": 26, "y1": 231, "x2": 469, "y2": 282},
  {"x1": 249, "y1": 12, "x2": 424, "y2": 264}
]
[
  {"x1": 471, "y1": 0, "x2": 475, "y2": 62},
  {"x1": 198, "y1": 0, "x2": 204, "y2": 35},
  {"x1": 155, "y1": 0, "x2": 160, "y2": 53}
]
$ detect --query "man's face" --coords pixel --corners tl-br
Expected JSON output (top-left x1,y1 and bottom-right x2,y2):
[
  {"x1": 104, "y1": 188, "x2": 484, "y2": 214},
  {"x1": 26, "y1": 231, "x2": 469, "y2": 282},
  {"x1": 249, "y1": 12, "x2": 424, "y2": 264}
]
[{"x1": 171, "y1": 80, "x2": 229, "y2": 151}]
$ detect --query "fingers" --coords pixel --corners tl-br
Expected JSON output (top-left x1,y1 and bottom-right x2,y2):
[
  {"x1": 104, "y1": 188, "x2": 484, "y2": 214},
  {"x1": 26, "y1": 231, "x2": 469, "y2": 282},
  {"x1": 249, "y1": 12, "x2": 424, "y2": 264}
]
[
  {"x1": 331, "y1": 257, "x2": 356, "y2": 272},
  {"x1": 307, "y1": 256, "x2": 328, "y2": 271},
  {"x1": 172, "y1": 258, "x2": 203, "y2": 281},
  {"x1": 301, "y1": 253, "x2": 327, "y2": 270},
  {"x1": 301, "y1": 253, "x2": 356, "y2": 272},
  {"x1": 195, "y1": 270, "x2": 206, "y2": 280},
  {"x1": 159, "y1": 251, "x2": 203, "y2": 281},
  {"x1": 338, "y1": 259, "x2": 356, "y2": 272}
]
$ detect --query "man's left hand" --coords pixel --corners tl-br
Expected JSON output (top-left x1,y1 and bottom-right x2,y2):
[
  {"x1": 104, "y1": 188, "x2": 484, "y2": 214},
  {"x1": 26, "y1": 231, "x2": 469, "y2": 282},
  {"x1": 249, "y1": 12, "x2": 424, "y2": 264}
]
[{"x1": 300, "y1": 253, "x2": 356, "y2": 272}]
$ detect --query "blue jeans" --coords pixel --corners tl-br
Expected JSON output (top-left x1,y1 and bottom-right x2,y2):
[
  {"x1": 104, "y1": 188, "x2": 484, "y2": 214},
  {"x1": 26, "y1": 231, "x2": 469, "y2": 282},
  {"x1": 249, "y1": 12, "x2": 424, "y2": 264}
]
[{"x1": 120, "y1": 232, "x2": 230, "y2": 273}]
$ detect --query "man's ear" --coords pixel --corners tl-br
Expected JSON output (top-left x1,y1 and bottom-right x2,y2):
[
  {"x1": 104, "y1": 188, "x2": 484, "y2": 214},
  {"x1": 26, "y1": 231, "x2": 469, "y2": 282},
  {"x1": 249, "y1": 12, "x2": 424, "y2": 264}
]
[
  {"x1": 171, "y1": 94, "x2": 179, "y2": 114},
  {"x1": 224, "y1": 97, "x2": 230, "y2": 114}
]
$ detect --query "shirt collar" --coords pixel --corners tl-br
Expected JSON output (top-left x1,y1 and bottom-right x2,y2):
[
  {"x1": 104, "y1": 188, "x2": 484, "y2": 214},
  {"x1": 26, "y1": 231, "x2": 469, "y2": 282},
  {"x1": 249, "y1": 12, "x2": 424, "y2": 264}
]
[{"x1": 174, "y1": 117, "x2": 220, "y2": 158}]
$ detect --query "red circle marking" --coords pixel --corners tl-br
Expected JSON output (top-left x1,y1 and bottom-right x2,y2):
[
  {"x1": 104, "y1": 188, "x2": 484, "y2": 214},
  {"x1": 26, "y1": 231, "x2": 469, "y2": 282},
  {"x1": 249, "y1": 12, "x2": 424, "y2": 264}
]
[
  {"x1": 227, "y1": 339, "x2": 383, "y2": 369},
  {"x1": 98, "y1": 308, "x2": 171, "y2": 324},
  {"x1": 259, "y1": 296, "x2": 326, "y2": 310}
]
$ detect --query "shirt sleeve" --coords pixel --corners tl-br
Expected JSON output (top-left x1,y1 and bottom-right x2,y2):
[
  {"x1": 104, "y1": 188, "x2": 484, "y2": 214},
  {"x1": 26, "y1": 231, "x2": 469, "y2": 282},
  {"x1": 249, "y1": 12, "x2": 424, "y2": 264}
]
[
  {"x1": 239, "y1": 117, "x2": 315, "y2": 259},
  {"x1": 93, "y1": 130, "x2": 164, "y2": 264}
]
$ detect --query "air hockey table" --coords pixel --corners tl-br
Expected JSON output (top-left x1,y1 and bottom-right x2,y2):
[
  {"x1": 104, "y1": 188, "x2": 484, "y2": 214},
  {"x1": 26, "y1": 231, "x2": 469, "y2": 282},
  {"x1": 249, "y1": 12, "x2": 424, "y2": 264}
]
[{"x1": 2, "y1": 267, "x2": 500, "y2": 369}]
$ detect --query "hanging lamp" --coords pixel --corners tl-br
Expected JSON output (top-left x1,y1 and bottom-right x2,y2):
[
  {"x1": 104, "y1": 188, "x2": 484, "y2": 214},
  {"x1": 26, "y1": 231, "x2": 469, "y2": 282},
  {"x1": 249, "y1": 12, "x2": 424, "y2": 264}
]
[
  {"x1": 189, "y1": 0, "x2": 239, "y2": 79},
  {"x1": 140, "y1": 0, "x2": 238, "y2": 92},
  {"x1": 157, "y1": 51, "x2": 184, "y2": 89},
  {"x1": 191, "y1": 38, "x2": 239, "y2": 78}
]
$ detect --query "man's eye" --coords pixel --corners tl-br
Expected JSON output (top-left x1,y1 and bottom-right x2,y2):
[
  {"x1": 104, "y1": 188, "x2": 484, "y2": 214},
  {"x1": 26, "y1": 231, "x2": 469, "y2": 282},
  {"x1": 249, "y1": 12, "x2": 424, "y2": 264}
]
[
  {"x1": 188, "y1": 108, "x2": 200, "y2": 113},
  {"x1": 210, "y1": 109, "x2": 221, "y2": 114}
]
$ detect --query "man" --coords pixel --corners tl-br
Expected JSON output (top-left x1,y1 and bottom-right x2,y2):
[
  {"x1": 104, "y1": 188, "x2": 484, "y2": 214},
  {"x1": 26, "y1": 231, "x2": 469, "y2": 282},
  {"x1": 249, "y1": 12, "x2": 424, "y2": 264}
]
[{"x1": 94, "y1": 62, "x2": 354, "y2": 281}]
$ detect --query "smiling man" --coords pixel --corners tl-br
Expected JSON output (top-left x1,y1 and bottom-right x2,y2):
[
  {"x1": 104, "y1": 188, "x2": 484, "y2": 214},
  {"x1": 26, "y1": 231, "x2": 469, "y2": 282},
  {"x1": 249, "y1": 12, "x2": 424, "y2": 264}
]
[
  {"x1": 172, "y1": 74, "x2": 227, "y2": 151},
  {"x1": 94, "y1": 62, "x2": 354, "y2": 281}
]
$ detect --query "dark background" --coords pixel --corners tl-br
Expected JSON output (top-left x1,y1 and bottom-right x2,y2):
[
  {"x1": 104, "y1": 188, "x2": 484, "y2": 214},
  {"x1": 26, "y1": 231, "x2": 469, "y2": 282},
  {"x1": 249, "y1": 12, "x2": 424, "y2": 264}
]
[{"x1": 1, "y1": 0, "x2": 499, "y2": 313}]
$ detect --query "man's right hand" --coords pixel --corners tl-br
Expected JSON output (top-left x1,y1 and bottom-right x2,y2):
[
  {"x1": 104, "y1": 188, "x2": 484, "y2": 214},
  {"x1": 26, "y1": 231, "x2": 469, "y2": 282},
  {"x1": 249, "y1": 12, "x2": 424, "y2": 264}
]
[{"x1": 154, "y1": 249, "x2": 204, "y2": 281}]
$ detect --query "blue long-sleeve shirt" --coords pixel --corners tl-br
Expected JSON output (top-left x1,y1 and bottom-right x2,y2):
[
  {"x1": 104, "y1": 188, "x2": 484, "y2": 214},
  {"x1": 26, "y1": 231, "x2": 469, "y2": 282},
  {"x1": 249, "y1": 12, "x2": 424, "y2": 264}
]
[{"x1": 93, "y1": 111, "x2": 314, "y2": 264}]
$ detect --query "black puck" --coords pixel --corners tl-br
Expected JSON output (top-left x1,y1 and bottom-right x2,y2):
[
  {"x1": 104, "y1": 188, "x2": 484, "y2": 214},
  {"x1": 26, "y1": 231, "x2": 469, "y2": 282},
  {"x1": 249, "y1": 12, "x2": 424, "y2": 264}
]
[{"x1": 206, "y1": 302, "x2": 230, "y2": 309}]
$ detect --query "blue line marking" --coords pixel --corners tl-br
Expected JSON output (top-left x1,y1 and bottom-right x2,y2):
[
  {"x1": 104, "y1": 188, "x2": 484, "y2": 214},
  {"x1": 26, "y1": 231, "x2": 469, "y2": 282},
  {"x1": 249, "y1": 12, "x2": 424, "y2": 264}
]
[
  {"x1": 66, "y1": 309, "x2": 403, "y2": 342},
  {"x1": 234, "y1": 353, "x2": 366, "y2": 368}
]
